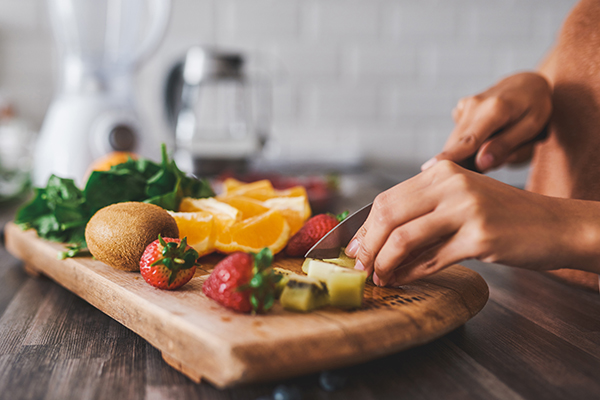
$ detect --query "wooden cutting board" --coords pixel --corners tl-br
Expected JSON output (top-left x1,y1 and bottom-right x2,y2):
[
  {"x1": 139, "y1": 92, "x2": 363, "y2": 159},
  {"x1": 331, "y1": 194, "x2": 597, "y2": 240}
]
[{"x1": 4, "y1": 222, "x2": 488, "y2": 388}]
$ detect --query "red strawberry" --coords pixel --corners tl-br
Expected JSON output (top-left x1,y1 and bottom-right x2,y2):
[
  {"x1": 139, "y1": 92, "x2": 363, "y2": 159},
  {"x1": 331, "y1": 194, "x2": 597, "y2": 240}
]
[
  {"x1": 140, "y1": 235, "x2": 199, "y2": 290},
  {"x1": 203, "y1": 248, "x2": 280, "y2": 313},
  {"x1": 285, "y1": 212, "x2": 348, "y2": 257}
]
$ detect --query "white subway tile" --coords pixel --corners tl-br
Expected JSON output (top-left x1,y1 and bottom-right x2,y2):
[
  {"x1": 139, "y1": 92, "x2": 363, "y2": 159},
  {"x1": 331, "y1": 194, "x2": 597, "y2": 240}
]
[
  {"x1": 315, "y1": 1, "x2": 380, "y2": 39},
  {"x1": 304, "y1": 84, "x2": 380, "y2": 122},
  {"x1": 392, "y1": 3, "x2": 457, "y2": 39},
  {"x1": 273, "y1": 43, "x2": 340, "y2": 78},
  {"x1": 349, "y1": 44, "x2": 416, "y2": 79},
  {"x1": 460, "y1": 5, "x2": 533, "y2": 40},
  {"x1": 219, "y1": 0, "x2": 301, "y2": 40},
  {"x1": 168, "y1": 0, "x2": 215, "y2": 42}
]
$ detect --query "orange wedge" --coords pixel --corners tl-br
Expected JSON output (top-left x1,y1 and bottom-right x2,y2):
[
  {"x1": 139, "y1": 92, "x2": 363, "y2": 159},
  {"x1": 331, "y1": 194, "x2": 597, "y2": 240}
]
[
  {"x1": 219, "y1": 179, "x2": 276, "y2": 201},
  {"x1": 219, "y1": 195, "x2": 270, "y2": 219},
  {"x1": 167, "y1": 211, "x2": 216, "y2": 257},
  {"x1": 215, "y1": 209, "x2": 290, "y2": 254},
  {"x1": 179, "y1": 197, "x2": 241, "y2": 234},
  {"x1": 221, "y1": 177, "x2": 245, "y2": 192},
  {"x1": 84, "y1": 151, "x2": 138, "y2": 181},
  {"x1": 262, "y1": 196, "x2": 310, "y2": 235}
]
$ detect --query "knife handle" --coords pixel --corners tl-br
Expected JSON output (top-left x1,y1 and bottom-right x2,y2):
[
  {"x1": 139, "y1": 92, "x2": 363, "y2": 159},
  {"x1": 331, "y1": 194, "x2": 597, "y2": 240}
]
[{"x1": 459, "y1": 126, "x2": 548, "y2": 173}]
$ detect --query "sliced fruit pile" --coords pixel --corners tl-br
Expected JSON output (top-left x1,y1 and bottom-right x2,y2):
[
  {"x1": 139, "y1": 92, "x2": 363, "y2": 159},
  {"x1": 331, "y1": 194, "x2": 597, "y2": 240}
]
[
  {"x1": 201, "y1": 246, "x2": 368, "y2": 314},
  {"x1": 170, "y1": 178, "x2": 312, "y2": 256},
  {"x1": 278, "y1": 250, "x2": 367, "y2": 312}
]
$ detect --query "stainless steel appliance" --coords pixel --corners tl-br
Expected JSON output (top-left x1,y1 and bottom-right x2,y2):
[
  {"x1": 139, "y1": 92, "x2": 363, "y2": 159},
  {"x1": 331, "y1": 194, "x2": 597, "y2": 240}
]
[{"x1": 165, "y1": 46, "x2": 271, "y2": 176}]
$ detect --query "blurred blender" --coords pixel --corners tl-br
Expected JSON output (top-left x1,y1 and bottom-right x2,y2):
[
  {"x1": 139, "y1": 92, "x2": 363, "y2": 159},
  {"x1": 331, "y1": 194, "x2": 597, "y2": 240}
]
[{"x1": 34, "y1": 0, "x2": 171, "y2": 187}]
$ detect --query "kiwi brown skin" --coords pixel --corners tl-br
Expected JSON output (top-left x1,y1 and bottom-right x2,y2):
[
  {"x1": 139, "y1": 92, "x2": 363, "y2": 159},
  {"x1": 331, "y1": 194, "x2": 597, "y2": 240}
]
[{"x1": 85, "y1": 202, "x2": 179, "y2": 272}]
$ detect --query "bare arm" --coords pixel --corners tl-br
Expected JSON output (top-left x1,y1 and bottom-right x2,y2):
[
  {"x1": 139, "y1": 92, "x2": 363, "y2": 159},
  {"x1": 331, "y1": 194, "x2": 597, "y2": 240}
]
[{"x1": 346, "y1": 161, "x2": 600, "y2": 286}]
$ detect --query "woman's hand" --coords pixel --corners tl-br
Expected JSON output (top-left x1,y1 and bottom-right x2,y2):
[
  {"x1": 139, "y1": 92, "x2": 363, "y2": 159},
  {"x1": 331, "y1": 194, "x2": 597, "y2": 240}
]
[
  {"x1": 345, "y1": 161, "x2": 600, "y2": 286},
  {"x1": 421, "y1": 72, "x2": 552, "y2": 173}
]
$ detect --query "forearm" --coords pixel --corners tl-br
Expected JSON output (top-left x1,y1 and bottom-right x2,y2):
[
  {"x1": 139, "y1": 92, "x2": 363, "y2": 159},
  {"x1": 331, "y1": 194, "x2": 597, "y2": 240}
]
[{"x1": 556, "y1": 198, "x2": 600, "y2": 275}]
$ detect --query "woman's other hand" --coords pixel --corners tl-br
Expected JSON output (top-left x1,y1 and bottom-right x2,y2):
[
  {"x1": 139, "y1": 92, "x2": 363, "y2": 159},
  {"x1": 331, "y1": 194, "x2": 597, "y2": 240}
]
[{"x1": 421, "y1": 72, "x2": 552, "y2": 173}]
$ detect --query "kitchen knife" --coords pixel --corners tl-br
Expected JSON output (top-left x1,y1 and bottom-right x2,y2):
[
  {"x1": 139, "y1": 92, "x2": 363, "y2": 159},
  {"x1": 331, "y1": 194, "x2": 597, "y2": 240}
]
[{"x1": 304, "y1": 202, "x2": 373, "y2": 259}]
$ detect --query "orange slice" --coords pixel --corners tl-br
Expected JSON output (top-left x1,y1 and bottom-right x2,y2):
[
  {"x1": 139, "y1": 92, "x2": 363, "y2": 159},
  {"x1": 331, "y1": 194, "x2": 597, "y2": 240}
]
[
  {"x1": 219, "y1": 179, "x2": 276, "y2": 201},
  {"x1": 262, "y1": 196, "x2": 310, "y2": 235},
  {"x1": 221, "y1": 177, "x2": 246, "y2": 192},
  {"x1": 179, "y1": 197, "x2": 241, "y2": 234},
  {"x1": 219, "y1": 195, "x2": 270, "y2": 219},
  {"x1": 215, "y1": 209, "x2": 290, "y2": 254},
  {"x1": 167, "y1": 211, "x2": 216, "y2": 257},
  {"x1": 84, "y1": 151, "x2": 138, "y2": 181},
  {"x1": 89, "y1": 151, "x2": 138, "y2": 171}
]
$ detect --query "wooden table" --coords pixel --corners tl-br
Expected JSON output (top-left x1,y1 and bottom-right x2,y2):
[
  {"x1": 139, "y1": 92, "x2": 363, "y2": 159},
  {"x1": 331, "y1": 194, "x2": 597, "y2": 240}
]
[{"x1": 1, "y1": 171, "x2": 600, "y2": 400}]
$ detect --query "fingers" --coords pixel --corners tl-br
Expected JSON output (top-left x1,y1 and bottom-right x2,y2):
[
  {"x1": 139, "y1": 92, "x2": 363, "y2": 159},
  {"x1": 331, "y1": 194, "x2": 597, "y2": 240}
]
[
  {"x1": 346, "y1": 186, "x2": 438, "y2": 275},
  {"x1": 474, "y1": 112, "x2": 544, "y2": 171},
  {"x1": 371, "y1": 210, "x2": 458, "y2": 286},
  {"x1": 505, "y1": 143, "x2": 535, "y2": 165},
  {"x1": 346, "y1": 167, "x2": 452, "y2": 274},
  {"x1": 423, "y1": 96, "x2": 515, "y2": 170},
  {"x1": 386, "y1": 235, "x2": 469, "y2": 286}
]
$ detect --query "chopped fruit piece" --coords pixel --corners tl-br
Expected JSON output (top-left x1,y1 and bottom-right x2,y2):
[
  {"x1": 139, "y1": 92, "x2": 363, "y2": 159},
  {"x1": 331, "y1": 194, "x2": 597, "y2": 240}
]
[
  {"x1": 215, "y1": 209, "x2": 290, "y2": 254},
  {"x1": 202, "y1": 248, "x2": 280, "y2": 313},
  {"x1": 306, "y1": 259, "x2": 340, "y2": 282},
  {"x1": 139, "y1": 235, "x2": 199, "y2": 290},
  {"x1": 306, "y1": 259, "x2": 367, "y2": 308},
  {"x1": 274, "y1": 185, "x2": 312, "y2": 220},
  {"x1": 167, "y1": 211, "x2": 216, "y2": 257},
  {"x1": 263, "y1": 196, "x2": 311, "y2": 236},
  {"x1": 273, "y1": 267, "x2": 294, "y2": 298},
  {"x1": 219, "y1": 179, "x2": 276, "y2": 201},
  {"x1": 285, "y1": 213, "x2": 344, "y2": 257},
  {"x1": 323, "y1": 248, "x2": 355, "y2": 268},
  {"x1": 179, "y1": 197, "x2": 241, "y2": 232},
  {"x1": 87, "y1": 151, "x2": 137, "y2": 172},
  {"x1": 301, "y1": 258, "x2": 312, "y2": 274},
  {"x1": 280, "y1": 274, "x2": 329, "y2": 312},
  {"x1": 219, "y1": 195, "x2": 269, "y2": 219},
  {"x1": 326, "y1": 269, "x2": 367, "y2": 308}
]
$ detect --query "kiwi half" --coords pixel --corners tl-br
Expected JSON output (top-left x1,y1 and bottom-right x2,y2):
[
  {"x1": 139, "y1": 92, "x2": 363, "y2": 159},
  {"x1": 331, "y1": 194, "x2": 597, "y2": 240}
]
[{"x1": 85, "y1": 202, "x2": 179, "y2": 271}]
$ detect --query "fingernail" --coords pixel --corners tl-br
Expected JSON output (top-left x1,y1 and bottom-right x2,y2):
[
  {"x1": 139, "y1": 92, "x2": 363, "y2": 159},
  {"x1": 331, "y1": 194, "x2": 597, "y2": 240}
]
[
  {"x1": 354, "y1": 259, "x2": 365, "y2": 271},
  {"x1": 421, "y1": 157, "x2": 438, "y2": 171},
  {"x1": 373, "y1": 273, "x2": 381, "y2": 286},
  {"x1": 478, "y1": 153, "x2": 495, "y2": 171},
  {"x1": 346, "y1": 239, "x2": 359, "y2": 257},
  {"x1": 373, "y1": 273, "x2": 387, "y2": 287}
]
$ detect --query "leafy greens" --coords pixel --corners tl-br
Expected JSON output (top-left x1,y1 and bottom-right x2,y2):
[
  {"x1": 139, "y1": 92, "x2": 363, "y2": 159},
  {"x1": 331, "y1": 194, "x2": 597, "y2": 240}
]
[{"x1": 15, "y1": 145, "x2": 214, "y2": 257}]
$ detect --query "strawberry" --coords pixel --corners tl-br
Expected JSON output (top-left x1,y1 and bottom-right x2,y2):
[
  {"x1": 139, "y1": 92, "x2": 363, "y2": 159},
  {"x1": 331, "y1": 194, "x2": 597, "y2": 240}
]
[
  {"x1": 285, "y1": 212, "x2": 349, "y2": 257},
  {"x1": 140, "y1": 235, "x2": 199, "y2": 290},
  {"x1": 202, "y1": 248, "x2": 281, "y2": 313}
]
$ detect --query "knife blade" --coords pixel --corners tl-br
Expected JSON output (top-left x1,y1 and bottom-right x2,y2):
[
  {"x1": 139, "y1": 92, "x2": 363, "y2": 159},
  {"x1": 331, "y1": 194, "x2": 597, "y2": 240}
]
[{"x1": 304, "y1": 202, "x2": 373, "y2": 259}]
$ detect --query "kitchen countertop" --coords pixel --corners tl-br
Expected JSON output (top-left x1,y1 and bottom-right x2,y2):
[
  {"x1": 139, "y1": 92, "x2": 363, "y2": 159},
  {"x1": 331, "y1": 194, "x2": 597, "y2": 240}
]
[{"x1": 1, "y1": 171, "x2": 600, "y2": 400}]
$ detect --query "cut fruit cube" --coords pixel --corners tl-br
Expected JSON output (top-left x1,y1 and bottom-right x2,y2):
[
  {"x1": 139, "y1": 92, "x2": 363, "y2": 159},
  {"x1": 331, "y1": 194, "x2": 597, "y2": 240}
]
[
  {"x1": 306, "y1": 259, "x2": 367, "y2": 308},
  {"x1": 280, "y1": 274, "x2": 329, "y2": 312},
  {"x1": 273, "y1": 267, "x2": 294, "y2": 298},
  {"x1": 301, "y1": 258, "x2": 312, "y2": 274},
  {"x1": 323, "y1": 248, "x2": 355, "y2": 268},
  {"x1": 327, "y1": 269, "x2": 367, "y2": 308}
]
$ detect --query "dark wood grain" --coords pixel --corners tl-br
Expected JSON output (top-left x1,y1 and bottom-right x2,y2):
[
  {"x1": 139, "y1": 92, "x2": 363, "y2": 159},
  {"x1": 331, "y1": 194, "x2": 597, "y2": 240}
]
[{"x1": 1, "y1": 174, "x2": 600, "y2": 399}]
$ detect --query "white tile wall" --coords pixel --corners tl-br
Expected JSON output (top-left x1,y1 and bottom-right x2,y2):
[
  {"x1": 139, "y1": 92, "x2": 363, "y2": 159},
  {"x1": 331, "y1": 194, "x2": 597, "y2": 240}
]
[{"x1": 0, "y1": 0, "x2": 580, "y2": 185}]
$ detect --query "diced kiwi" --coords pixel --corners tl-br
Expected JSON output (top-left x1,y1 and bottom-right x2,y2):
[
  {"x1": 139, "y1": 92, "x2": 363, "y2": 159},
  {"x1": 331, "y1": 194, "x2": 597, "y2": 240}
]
[
  {"x1": 323, "y1": 248, "x2": 355, "y2": 268},
  {"x1": 273, "y1": 267, "x2": 294, "y2": 298},
  {"x1": 301, "y1": 258, "x2": 312, "y2": 274},
  {"x1": 326, "y1": 270, "x2": 367, "y2": 308},
  {"x1": 280, "y1": 274, "x2": 329, "y2": 312},
  {"x1": 306, "y1": 259, "x2": 367, "y2": 308}
]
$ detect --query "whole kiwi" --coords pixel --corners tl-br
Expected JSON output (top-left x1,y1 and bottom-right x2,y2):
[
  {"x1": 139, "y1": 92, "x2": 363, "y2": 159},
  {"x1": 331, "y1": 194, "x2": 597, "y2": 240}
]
[{"x1": 85, "y1": 202, "x2": 179, "y2": 271}]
